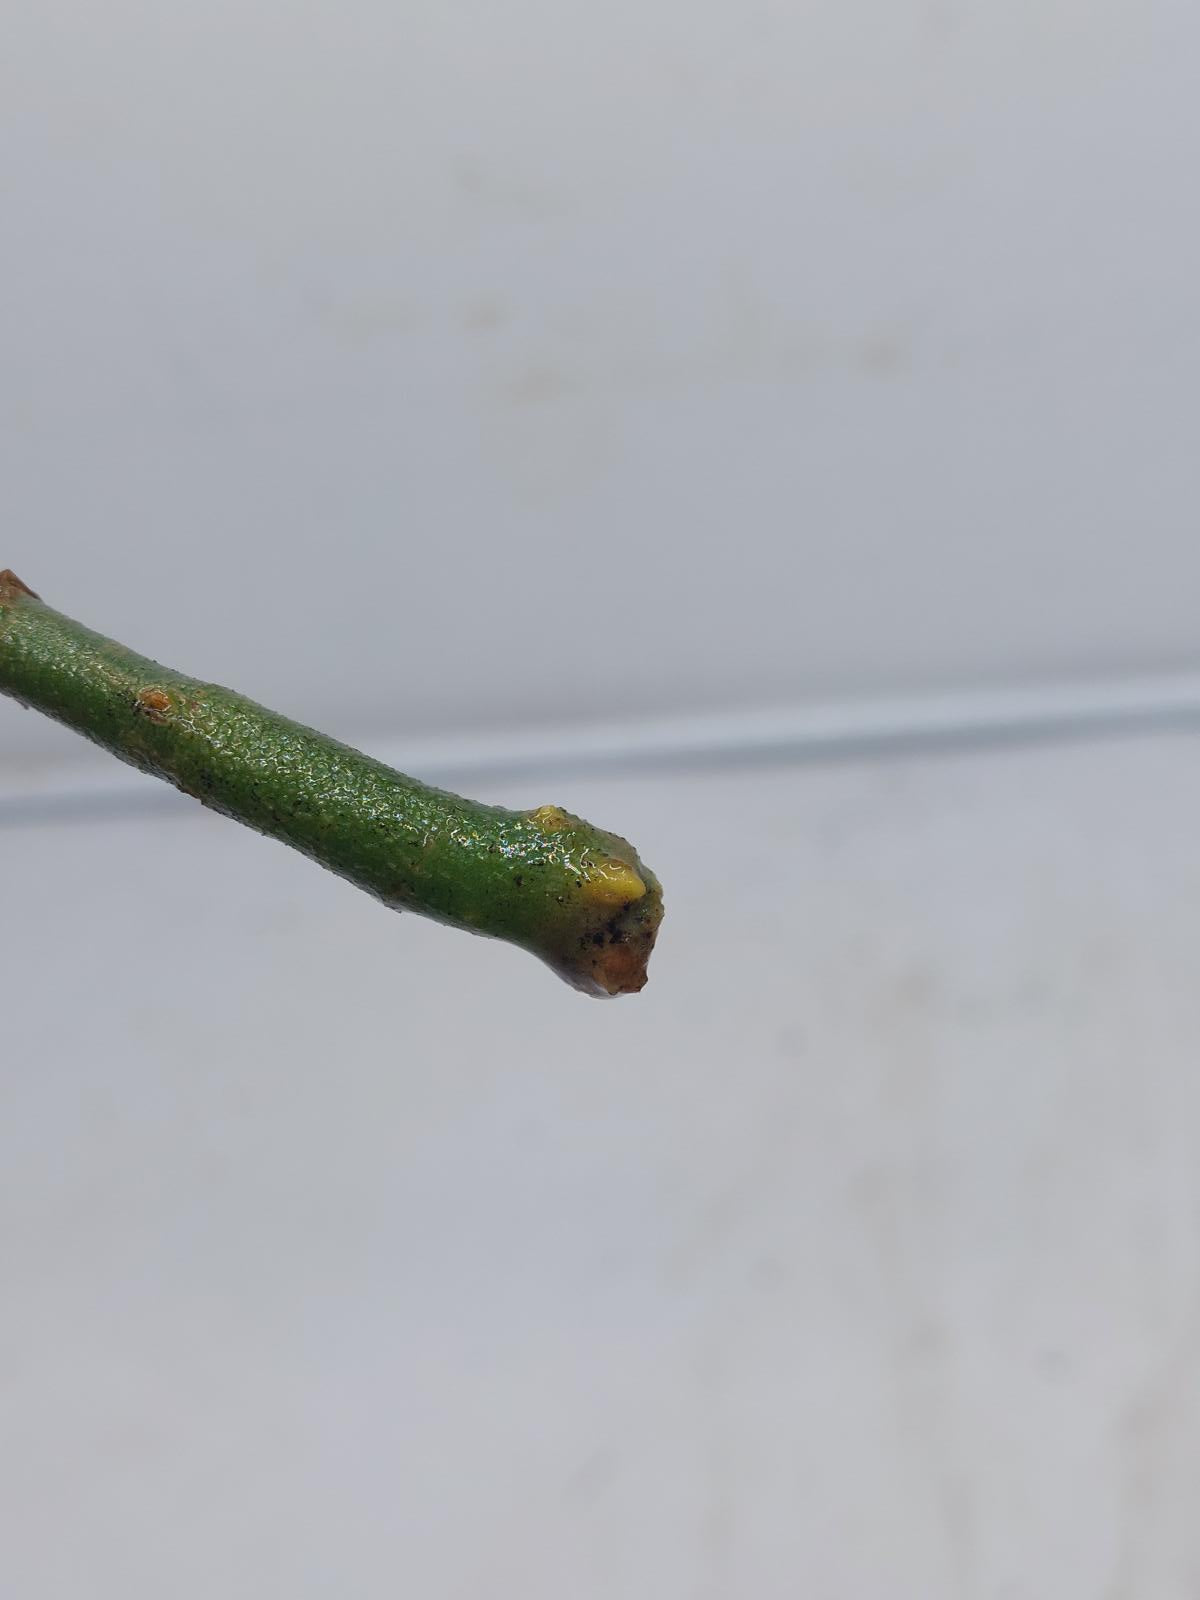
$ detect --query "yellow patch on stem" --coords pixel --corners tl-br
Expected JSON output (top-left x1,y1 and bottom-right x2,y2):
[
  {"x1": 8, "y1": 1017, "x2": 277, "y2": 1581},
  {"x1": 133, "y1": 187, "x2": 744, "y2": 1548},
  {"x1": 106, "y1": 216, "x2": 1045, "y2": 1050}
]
[{"x1": 583, "y1": 858, "x2": 647, "y2": 907}]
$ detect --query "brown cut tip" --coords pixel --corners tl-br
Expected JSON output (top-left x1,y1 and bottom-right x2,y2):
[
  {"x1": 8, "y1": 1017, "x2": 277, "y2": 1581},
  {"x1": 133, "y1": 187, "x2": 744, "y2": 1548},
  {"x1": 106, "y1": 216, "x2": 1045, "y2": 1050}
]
[
  {"x1": 0, "y1": 570, "x2": 39, "y2": 602},
  {"x1": 549, "y1": 875, "x2": 665, "y2": 998}
]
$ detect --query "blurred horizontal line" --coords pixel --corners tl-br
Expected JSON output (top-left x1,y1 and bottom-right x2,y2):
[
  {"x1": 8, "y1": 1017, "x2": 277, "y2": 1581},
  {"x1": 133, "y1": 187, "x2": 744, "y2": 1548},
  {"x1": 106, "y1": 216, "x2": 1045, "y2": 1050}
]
[{"x1": 4, "y1": 672, "x2": 1200, "y2": 825}]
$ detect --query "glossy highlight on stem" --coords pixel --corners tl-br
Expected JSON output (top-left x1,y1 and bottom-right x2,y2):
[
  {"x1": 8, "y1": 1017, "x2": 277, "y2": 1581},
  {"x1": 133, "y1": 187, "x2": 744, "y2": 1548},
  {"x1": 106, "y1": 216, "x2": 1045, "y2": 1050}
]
[{"x1": 0, "y1": 571, "x2": 663, "y2": 995}]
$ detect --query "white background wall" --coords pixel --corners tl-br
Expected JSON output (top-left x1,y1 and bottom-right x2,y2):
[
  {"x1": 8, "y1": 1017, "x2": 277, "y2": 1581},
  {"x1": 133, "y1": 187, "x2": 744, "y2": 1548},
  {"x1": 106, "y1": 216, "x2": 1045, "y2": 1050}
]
[{"x1": 4, "y1": 0, "x2": 1200, "y2": 764}]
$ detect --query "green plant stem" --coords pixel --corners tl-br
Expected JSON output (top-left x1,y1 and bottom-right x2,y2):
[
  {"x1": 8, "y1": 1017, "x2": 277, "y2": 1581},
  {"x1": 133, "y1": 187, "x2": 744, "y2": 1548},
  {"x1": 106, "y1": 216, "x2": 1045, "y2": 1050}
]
[{"x1": 0, "y1": 572, "x2": 662, "y2": 995}]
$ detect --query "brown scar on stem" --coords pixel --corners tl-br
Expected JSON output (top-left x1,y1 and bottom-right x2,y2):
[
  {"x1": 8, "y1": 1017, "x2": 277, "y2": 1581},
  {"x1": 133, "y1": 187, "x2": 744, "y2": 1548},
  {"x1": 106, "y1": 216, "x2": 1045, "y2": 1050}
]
[
  {"x1": 0, "y1": 570, "x2": 40, "y2": 602},
  {"x1": 135, "y1": 687, "x2": 172, "y2": 723}
]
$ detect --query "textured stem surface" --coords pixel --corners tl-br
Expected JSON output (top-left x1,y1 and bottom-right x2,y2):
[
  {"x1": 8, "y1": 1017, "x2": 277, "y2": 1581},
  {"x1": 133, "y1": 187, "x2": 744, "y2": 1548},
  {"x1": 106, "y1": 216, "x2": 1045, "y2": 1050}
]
[{"x1": 0, "y1": 571, "x2": 662, "y2": 995}]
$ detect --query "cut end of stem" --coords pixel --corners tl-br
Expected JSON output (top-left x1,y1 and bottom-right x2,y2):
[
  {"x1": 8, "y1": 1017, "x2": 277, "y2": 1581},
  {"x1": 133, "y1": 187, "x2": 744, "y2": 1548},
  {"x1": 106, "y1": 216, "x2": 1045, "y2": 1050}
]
[
  {"x1": 549, "y1": 864, "x2": 665, "y2": 998},
  {"x1": 586, "y1": 883, "x2": 664, "y2": 997}
]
